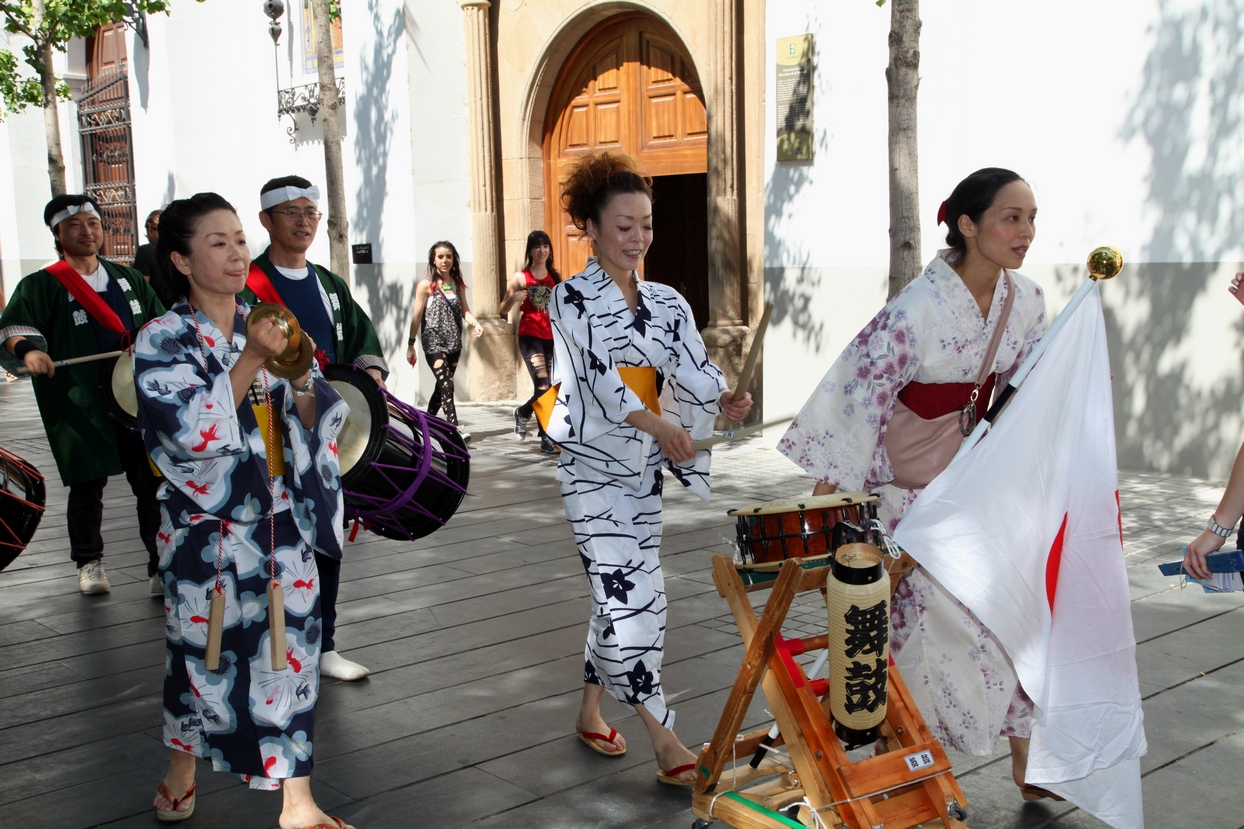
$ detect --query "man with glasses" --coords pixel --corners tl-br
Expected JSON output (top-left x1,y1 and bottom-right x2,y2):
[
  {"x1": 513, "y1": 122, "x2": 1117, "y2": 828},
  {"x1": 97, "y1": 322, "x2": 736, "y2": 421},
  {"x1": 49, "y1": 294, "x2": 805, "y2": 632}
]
[
  {"x1": 242, "y1": 175, "x2": 388, "y2": 682},
  {"x1": 0, "y1": 195, "x2": 164, "y2": 595}
]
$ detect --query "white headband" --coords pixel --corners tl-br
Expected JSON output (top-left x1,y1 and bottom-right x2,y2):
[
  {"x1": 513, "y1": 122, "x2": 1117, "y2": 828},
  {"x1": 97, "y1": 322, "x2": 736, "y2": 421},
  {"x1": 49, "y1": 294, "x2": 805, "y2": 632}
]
[
  {"x1": 48, "y1": 203, "x2": 101, "y2": 229},
  {"x1": 260, "y1": 185, "x2": 320, "y2": 211}
]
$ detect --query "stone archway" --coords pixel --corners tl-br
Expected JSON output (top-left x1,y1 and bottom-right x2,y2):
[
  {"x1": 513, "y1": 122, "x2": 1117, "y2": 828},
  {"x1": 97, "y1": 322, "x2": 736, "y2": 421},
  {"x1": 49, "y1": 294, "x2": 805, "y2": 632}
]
[{"x1": 542, "y1": 13, "x2": 710, "y2": 326}]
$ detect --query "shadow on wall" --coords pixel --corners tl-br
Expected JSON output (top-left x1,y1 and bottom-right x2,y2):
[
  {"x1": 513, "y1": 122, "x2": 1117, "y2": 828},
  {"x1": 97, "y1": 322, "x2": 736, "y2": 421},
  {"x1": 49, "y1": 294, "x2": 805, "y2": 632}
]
[
  {"x1": 1117, "y1": 0, "x2": 1244, "y2": 476},
  {"x1": 765, "y1": 158, "x2": 823, "y2": 355},
  {"x1": 764, "y1": 30, "x2": 830, "y2": 355},
  {"x1": 351, "y1": 0, "x2": 407, "y2": 352}
]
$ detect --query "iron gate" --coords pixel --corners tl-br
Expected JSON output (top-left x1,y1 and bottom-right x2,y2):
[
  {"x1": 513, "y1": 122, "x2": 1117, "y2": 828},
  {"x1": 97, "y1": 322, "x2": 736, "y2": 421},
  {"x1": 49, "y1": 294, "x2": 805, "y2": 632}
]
[{"x1": 77, "y1": 66, "x2": 137, "y2": 264}]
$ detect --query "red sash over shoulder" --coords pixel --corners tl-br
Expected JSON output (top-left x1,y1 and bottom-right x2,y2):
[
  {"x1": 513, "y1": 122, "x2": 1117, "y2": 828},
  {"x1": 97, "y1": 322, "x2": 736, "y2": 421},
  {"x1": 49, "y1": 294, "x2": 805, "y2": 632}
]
[
  {"x1": 897, "y1": 375, "x2": 997, "y2": 422},
  {"x1": 246, "y1": 262, "x2": 286, "y2": 306},
  {"x1": 45, "y1": 259, "x2": 126, "y2": 335}
]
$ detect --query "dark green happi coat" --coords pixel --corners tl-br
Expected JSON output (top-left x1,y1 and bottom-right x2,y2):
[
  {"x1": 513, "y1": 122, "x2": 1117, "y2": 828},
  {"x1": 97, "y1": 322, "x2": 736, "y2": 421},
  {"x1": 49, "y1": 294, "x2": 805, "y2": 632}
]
[
  {"x1": 241, "y1": 249, "x2": 389, "y2": 378},
  {"x1": 0, "y1": 259, "x2": 164, "y2": 485}
]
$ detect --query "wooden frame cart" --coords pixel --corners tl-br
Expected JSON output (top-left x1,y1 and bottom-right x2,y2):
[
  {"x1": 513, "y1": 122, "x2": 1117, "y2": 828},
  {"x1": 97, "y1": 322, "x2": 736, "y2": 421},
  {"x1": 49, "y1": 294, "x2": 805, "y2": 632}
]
[{"x1": 690, "y1": 554, "x2": 970, "y2": 829}]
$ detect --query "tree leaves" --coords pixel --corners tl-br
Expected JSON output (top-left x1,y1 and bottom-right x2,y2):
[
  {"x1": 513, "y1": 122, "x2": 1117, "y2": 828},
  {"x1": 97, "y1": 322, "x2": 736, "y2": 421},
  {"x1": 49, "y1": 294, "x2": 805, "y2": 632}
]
[{"x1": 0, "y1": 0, "x2": 177, "y2": 117}]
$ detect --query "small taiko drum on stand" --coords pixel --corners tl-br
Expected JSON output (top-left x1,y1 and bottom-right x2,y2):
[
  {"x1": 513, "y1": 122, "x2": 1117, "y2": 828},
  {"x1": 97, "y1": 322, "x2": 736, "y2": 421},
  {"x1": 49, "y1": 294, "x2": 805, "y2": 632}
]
[
  {"x1": 729, "y1": 492, "x2": 881, "y2": 572},
  {"x1": 325, "y1": 365, "x2": 470, "y2": 541},
  {"x1": 0, "y1": 446, "x2": 46, "y2": 572}
]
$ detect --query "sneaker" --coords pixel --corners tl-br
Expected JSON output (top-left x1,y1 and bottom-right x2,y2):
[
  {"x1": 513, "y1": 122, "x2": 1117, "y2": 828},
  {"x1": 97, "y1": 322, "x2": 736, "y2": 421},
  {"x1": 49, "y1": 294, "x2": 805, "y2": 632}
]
[
  {"x1": 459, "y1": 430, "x2": 472, "y2": 443},
  {"x1": 321, "y1": 650, "x2": 371, "y2": 681},
  {"x1": 514, "y1": 407, "x2": 531, "y2": 440},
  {"x1": 540, "y1": 435, "x2": 560, "y2": 454},
  {"x1": 150, "y1": 574, "x2": 164, "y2": 596},
  {"x1": 78, "y1": 560, "x2": 111, "y2": 595}
]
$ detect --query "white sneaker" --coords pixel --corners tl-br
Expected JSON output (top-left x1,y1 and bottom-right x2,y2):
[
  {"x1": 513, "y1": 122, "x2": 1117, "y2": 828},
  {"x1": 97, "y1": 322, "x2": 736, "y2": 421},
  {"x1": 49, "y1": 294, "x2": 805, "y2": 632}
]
[
  {"x1": 150, "y1": 575, "x2": 164, "y2": 596},
  {"x1": 78, "y1": 560, "x2": 111, "y2": 595},
  {"x1": 321, "y1": 650, "x2": 370, "y2": 681},
  {"x1": 458, "y1": 430, "x2": 472, "y2": 443}
]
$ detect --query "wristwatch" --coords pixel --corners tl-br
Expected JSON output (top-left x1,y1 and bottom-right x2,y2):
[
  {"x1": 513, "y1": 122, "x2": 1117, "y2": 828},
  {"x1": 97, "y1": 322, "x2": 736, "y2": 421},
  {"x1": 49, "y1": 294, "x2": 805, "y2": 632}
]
[
  {"x1": 293, "y1": 376, "x2": 315, "y2": 397},
  {"x1": 1207, "y1": 514, "x2": 1236, "y2": 538}
]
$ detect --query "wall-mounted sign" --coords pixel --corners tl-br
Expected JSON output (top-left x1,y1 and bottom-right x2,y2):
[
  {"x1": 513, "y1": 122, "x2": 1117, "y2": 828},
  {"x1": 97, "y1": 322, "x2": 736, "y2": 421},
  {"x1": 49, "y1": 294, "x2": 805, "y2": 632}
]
[
  {"x1": 351, "y1": 243, "x2": 373, "y2": 265},
  {"x1": 776, "y1": 34, "x2": 814, "y2": 162}
]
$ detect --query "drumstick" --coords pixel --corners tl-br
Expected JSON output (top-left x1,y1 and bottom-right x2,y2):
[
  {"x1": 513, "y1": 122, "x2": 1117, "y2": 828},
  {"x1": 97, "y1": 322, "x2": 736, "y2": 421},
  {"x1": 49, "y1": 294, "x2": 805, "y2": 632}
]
[
  {"x1": 10, "y1": 349, "x2": 124, "y2": 377},
  {"x1": 732, "y1": 302, "x2": 774, "y2": 401},
  {"x1": 690, "y1": 417, "x2": 793, "y2": 451}
]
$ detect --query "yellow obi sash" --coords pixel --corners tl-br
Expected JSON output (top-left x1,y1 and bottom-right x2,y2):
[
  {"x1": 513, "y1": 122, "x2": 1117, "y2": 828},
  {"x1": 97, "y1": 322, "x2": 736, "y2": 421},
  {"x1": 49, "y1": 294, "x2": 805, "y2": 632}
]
[
  {"x1": 251, "y1": 402, "x2": 286, "y2": 477},
  {"x1": 532, "y1": 366, "x2": 660, "y2": 432}
]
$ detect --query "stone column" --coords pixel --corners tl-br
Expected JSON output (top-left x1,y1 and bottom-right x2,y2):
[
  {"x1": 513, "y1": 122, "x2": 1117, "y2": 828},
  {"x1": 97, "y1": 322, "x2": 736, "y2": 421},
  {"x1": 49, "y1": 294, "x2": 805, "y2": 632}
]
[
  {"x1": 704, "y1": 0, "x2": 751, "y2": 421},
  {"x1": 459, "y1": 0, "x2": 515, "y2": 399}
]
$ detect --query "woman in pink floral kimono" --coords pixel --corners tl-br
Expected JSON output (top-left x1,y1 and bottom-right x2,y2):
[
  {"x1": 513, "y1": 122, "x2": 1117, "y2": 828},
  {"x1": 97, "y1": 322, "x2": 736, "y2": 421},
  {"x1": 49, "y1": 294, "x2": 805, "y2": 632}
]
[{"x1": 778, "y1": 168, "x2": 1056, "y2": 800}]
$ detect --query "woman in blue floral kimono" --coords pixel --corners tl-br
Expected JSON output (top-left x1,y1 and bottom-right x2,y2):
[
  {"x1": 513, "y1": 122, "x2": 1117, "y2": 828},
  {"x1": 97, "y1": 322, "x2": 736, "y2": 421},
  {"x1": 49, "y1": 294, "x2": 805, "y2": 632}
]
[
  {"x1": 547, "y1": 153, "x2": 752, "y2": 785},
  {"x1": 137, "y1": 193, "x2": 353, "y2": 828},
  {"x1": 779, "y1": 169, "x2": 1054, "y2": 800}
]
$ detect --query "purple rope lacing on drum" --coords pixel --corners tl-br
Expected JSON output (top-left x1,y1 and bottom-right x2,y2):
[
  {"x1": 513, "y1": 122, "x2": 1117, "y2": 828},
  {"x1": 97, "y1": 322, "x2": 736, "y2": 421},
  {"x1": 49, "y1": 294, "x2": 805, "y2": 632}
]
[{"x1": 342, "y1": 397, "x2": 469, "y2": 540}]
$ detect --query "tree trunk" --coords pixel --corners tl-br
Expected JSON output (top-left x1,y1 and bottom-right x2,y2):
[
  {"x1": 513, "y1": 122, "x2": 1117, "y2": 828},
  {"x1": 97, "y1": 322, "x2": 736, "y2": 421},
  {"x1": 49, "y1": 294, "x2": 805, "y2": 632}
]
[
  {"x1": 886, "y1": 0, "x2": 920, "y2": 299},
  {"x1": 31, "y1": 0, "x2": 66, "y2": 196},
  {"x1": 310, "y1": 0, "x2": 349, "y2": 282}
]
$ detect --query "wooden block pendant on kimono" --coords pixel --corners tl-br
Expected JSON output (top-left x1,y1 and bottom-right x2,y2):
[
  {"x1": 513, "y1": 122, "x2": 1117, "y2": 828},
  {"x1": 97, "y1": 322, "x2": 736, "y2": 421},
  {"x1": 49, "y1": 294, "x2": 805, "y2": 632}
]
[
  {"x1": 251, "y1": 403, "x2": 286, "y2": 477},
  {"x1": 205, "y1": 587, "x2": 226, "y2": 671},
  {"x1": 268, "y1": 580, "x2": 288, "y2": 670}
]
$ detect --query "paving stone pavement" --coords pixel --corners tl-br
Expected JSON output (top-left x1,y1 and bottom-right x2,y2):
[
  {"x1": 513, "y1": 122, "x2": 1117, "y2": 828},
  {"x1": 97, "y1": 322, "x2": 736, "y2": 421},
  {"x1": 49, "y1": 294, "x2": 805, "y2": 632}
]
[{"x1": 0, "y1": 379, "x2": 1241, "y2": 829}]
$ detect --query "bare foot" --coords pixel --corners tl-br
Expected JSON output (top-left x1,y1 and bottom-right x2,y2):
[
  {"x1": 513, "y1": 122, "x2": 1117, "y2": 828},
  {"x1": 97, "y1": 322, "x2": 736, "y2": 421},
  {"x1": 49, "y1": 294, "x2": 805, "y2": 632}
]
[
  {"x1": 574, "y1": 714, "x2": 626, "y2": 753},
  {"x1": 278, "y1": 806, "x2": 354, "y2": 829},
  {"x1": 577, "y1": 683, "x2": 626, "y2": 753},
  {"x1": 152, "y1": 779, "x2": 195, "y2": 815},
  {"x1": 279, "y1": 775, "x2": 353, "y2": 829},
  {"x1": 1008, "y1": 735, "x2": 1030, "y2": 788},
  {"x1": 154, "y1": 750, "x2": 196, "y2": 815},
  {"x1": 655, "y1": 740, "x2": 698, "y2": 782}
]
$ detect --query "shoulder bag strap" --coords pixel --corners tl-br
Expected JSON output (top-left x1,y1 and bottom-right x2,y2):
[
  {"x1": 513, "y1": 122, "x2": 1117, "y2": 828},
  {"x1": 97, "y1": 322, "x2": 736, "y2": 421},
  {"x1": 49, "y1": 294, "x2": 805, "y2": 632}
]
[{"x1": 973, "y1": 272, "x2": 1016, "y2": 386}]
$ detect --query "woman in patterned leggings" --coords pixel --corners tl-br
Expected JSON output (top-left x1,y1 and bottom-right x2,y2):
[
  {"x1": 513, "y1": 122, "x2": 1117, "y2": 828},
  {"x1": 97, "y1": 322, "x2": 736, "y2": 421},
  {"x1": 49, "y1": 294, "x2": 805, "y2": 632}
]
[
  {"x1": 500, "y1": 229, "x2": 562, "y2": 454},
  {"x1": 406, "y1": 241, "x2": 482, "y2": 438}
]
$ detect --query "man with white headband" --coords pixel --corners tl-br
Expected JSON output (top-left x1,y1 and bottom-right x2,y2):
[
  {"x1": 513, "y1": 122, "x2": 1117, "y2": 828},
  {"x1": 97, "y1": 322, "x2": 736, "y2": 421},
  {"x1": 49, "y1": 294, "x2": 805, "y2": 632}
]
[
  {"x1": 0, "y1": 194, "x2": 165, "y2": 596},
  {"x1": 240, "y1": 175, "x2": 388, "y2": 682}
]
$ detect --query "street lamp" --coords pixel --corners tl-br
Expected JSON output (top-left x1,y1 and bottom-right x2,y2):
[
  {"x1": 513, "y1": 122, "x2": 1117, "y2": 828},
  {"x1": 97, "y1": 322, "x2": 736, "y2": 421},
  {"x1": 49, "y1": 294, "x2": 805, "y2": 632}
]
[{"x1": 263, "y1": 0, "x2": 284, "y2": 44}]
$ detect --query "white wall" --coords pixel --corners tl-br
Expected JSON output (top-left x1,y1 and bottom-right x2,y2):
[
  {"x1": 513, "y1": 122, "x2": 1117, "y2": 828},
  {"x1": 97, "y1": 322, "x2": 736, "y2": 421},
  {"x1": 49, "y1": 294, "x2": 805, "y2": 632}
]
[
  {"x1": 121, "y1": 0, "x2": 446, "y2": 401},
  {"x1": 3, "y1": 1, "x2": 477, "y2": 409},
  {"x1": 0, "y1": 30, "x2": 82, "y2": 300},
  {"x1": 764, "y1": 0, "x2": 1244, "y2": 478},
  {"x1": 134, "y1": 1, "x2": 332, "y2": 262},
  {"x1": 403, "y1": 0, "x2": 474, "y2": 403},
  {"x1": 407, "y1": 0, "x2": 473, "y2": 260}
]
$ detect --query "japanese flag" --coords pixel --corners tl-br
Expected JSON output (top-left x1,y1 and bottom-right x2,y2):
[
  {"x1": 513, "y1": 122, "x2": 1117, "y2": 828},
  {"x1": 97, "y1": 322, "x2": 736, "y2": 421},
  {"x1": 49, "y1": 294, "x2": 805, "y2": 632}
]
[{"x1": 894, "y1": 283, "x2": 1145, "y2": 828}]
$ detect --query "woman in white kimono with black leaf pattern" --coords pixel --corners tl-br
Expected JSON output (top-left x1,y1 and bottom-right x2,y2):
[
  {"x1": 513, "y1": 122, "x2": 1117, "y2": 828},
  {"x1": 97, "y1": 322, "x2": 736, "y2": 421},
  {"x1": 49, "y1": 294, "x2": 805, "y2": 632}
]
[{"x1": 547, "y1": 152, "x2": 752, "y2": 785}]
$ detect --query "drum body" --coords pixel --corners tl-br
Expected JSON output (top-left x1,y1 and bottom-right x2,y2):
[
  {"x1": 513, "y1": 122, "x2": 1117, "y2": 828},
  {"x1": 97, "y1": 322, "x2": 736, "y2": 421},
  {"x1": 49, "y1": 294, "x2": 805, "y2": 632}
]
[
  {"x1": 729, "y1": 492, "x2": 879, "y2": 567},
  {"x1": 0, "y1": 446, "x2": 46, "y2": 571},
  {"x1": 325, "y1": 365, "x2": 469, "y2": 541},
  {"x1": 100, "y1": 352, "x2": 138, "y2": 430}
]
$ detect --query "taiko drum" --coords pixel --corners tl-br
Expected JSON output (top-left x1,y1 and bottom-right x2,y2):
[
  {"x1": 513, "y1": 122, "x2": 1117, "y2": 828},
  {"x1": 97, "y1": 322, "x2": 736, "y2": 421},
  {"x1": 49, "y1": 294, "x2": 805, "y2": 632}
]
[{"x1": 729, "y1": 492, "x2": 880, "y2": 567}]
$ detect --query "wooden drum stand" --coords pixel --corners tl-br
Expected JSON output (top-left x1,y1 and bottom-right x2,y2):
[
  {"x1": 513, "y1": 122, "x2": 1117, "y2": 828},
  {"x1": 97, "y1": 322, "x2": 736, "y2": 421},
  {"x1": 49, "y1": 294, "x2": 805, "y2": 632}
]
[{"x1": 690, "y1": 554, "x2": 969, "y2": 829}]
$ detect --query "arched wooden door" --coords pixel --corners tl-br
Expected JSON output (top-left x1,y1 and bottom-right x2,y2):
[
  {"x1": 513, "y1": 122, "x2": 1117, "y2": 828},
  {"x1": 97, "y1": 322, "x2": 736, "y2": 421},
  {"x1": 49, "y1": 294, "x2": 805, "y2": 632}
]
[{"x1": 543, "y1": 15, "x2": 709, "y2": 323}]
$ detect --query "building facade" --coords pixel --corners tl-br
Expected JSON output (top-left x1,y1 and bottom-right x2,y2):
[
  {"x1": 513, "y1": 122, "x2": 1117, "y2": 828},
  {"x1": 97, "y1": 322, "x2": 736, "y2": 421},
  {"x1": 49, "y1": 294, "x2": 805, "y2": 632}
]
[{"x1": 0, "y1": 0, "x2": 1239, "y2": 477}]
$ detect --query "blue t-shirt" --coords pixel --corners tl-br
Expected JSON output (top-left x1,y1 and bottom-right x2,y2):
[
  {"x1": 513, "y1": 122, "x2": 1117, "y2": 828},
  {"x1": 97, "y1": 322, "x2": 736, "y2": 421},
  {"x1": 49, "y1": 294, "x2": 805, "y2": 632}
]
[
  {"x1": 269, "y1": 265, "x2": 337, "y2": 363},
  {"x1": 90, "y1": 277, "x2": 134, "y2": 352}
]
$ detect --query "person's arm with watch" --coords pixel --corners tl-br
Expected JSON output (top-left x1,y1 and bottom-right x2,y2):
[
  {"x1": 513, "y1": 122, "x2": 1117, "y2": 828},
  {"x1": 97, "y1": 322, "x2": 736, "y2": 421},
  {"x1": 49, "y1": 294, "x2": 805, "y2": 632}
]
[
  {"x1": 1182, "y1": 438, "x2": 1244, "y2": 580},
  {"x1": 290, "y1": 371, "x2": 317, "y2": 429}
]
